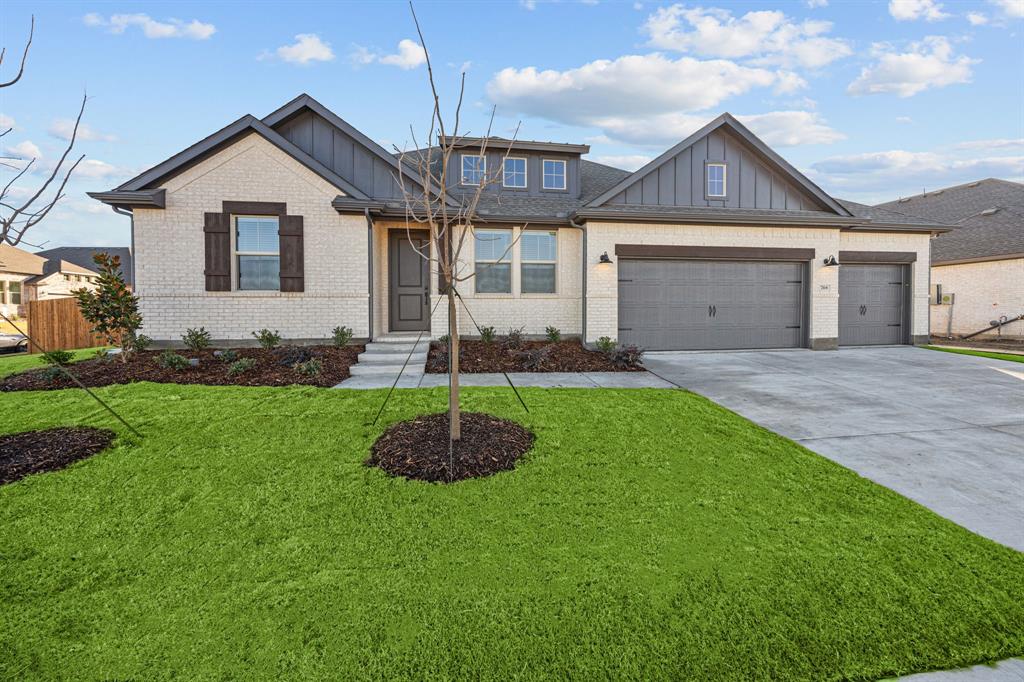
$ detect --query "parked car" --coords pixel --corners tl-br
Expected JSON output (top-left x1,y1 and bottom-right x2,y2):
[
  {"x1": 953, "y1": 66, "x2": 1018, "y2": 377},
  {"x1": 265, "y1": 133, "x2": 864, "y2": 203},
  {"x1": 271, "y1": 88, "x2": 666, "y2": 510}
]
[{"x1": 0, "y1": 334, "x2": 28, "y2": 354}]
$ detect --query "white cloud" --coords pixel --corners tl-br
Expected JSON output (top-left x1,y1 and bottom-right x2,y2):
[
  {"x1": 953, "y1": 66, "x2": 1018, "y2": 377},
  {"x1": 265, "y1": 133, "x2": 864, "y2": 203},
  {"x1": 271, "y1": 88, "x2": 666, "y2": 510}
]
[
  {"x1": 847, "y1": 36, "x2": 978, "y2": 97},
  {"x1": 966, "y1": 12, "x2": 989, "y2": 24},
  {"x1": 0, "y1": 114, "x2": 14, "y2": 130},
  {"x1": 47, "y1": 120, "x2": 117, "y2": 142},
  {"x1": 591, "y1": 154, "x2": 653, "y2": 171},
  {"x1": 521, "y1": 0, "x2": 537, "y2": 8},
  {"x1": 735, "y1": 111, "x2": 846, "y2": 146},
  {"x1": 888, "y1": 0, "x2": 950, "y2": 22},
  {"x1": 84, "y1": 13, "x2": 216, "y2": 40},
  {"x1": 896, "y1": 115, "x2": 914, "y2": 123},
  {"x1": 990, "y1": 0, "x2": 1024, "y2": 18},
  {"x1": 5, "y1": 140, "x2": 41, "y2": 160},
  {"x1": 642, "y1": 5, "x2": 852, "y2": 69},
  {"x1": 70, "y1": 159, "x2": 129, "y2": 179},
  {"x1": 954, "y1": 138, "x2": 1024, "y2": 150},
  {"x1": 350, "y1": 39, "x2": 426, "y2": 70},
  {"x1": 806, "y1": 0, "x2": 828, "y2": 7},
  {"x1": 267, "y1": 34, "x2": 335, "y2": 65}
]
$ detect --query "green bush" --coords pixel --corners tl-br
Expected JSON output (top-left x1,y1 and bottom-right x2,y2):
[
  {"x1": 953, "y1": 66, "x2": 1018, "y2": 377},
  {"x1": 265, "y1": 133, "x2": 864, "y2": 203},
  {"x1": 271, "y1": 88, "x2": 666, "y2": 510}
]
[
  {"x1": 503, "y1": 327, "x2": 524, "y2": 350},
  {"x1": 43, "y1": 365, "x2": 64, "y2": 383},
  {"x1": 217, "y1": 349, "x2": 239, "y2": 363},
  {"x1": 331, "y1": 326, "x2": 354, "y2": 347},
  {"x1": 40, "y1": 350, "x2": 75, "y2": 366},
  {"x1": 545, "y1": 326, "x2": 561, "y2": 343},
  {"x1": 158, "y1": 350, "x2": 190, "y2": 371},
  {"x1": 228, "y1": 357, "x2": 256, "y2": 376},
  {"x1": 294, "y1": 358, "x2": 322, "y2": 377},
  {"x1": 73, "y1": 253, "x2": 142, "y2": 363},
  {"x1": 182, "y1": 327, "x2": 211, "y2": 351},
  {"x1": 479, "y1": 326, "x2": 496, "y2": 344},
  {"x1": 251, "y1": 329, "x2": 282, "y2": 350},
  {"x1": 437, "y1": 334, "x2": 450, "y2": 345},
  {"x1": 596, "y1": 336, "x2": 616, "y2": 354},
  {"x1": 130, "y1": 334, "x2": 153, "y2": 353}
]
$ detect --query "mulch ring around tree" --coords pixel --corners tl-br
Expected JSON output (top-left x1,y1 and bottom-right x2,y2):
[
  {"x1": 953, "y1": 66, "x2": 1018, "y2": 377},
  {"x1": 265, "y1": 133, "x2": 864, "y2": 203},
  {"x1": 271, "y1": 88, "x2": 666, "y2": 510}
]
[
  {"x1": 1, "y1": 427, "x2": 116, "y2": 485},
  {"x1": 368, "y1": 412, "x2": 534, "y2": 483},
  {"x1": 426, "y1": 339, "x2": 643, "y2": 373},
  {"x1": 0, "y1": 345, "x2": 364, "y2": 392}
]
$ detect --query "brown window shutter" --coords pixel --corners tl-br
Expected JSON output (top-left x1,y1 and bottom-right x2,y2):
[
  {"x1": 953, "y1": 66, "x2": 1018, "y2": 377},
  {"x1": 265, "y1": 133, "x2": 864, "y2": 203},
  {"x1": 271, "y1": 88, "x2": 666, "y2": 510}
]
[
  {"x1": 279, "y1": 215, "x2": 304, "y2": 292},
  {"x1": 203, "y1": 212, "x2": 231, "y2": 291}
]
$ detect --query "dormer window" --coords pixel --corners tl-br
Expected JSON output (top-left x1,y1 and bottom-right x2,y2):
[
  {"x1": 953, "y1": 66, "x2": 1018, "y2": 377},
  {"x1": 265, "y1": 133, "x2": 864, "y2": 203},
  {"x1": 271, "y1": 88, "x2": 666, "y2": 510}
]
[
  {"x1": 542, "y1": 159, "x2": 566, "y2": 190},
  {"x1": 461, "y1": 154, "x2": 486, "y2": 186},
  {"x1": 707, "y1": 163, "x2": 726, "y2": 198},
  {"x1": 503, "y1": 157, "x2": 527, "y2": 188}
]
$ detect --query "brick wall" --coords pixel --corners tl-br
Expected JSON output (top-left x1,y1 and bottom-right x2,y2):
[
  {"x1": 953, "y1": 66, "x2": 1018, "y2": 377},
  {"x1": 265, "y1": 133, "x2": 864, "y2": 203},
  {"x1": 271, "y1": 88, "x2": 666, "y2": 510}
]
[{"x1": 931, "y1": 258, "x2": 1024, "y2": 338}]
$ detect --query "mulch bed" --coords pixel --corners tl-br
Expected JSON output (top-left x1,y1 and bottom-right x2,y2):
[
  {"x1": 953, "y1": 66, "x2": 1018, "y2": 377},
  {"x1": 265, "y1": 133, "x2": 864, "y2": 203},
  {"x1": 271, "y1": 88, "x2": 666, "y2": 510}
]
[
  {"x1": 426, "y1": 339, "x2": 642, "y2": 373},
  {"x1": 930, "y1": 336, "x2": 1024, "y2": 353},
  {"x1": 367, "y1": 412, "x2": 534, "y2": 483},
  {"x1": 1, "y1": 427, "x2": 116, "y2": 485},
  {"x1": 0, "y1": 345, "x2": 364, "y2": 392}
]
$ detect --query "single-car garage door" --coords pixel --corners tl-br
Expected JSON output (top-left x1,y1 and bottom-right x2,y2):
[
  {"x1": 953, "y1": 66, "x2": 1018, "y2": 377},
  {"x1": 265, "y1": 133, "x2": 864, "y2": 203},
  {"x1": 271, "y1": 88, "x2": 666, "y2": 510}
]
[
  {"x1": 618, "y1": 259, "x2": 805, "y2": 351},
  {"x1": 838, "y1": 264, "x2": 907, "y2": 345}
]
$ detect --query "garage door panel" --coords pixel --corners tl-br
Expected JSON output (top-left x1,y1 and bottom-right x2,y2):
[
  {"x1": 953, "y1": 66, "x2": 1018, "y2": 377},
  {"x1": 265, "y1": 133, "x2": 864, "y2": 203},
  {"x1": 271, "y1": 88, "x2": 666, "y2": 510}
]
[
  {"x1": 618, "y1": 258, "x2": 805, "y2": 351},
  {"x1": 839, "y1": 264, "x2": 906, "y2": 346}
]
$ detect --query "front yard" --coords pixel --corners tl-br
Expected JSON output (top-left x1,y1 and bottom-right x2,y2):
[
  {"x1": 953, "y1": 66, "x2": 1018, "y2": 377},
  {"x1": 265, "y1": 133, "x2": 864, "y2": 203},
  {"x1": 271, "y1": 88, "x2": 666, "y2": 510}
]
[{"x1": 1, "y1": 383, "x2": 1022, "y2": 679}]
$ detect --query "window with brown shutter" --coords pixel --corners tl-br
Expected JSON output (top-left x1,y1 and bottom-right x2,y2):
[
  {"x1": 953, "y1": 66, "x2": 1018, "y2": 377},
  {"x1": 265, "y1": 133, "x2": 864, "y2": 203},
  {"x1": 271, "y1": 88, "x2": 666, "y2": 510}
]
[
  {"x1": 278, "y1": 215, "x2": 304, "y2": 292},
  {"x1": 203, "y1": 201, "x2": 304, "y2": 293},
  {"x1": 203, "y1": 212, "x2": 231, "y2": 291}
]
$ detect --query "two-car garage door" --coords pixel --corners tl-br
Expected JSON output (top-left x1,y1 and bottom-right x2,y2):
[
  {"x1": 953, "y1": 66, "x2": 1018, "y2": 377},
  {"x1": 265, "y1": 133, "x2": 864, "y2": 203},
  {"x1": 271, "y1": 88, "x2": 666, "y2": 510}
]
[{"x1": 618, "y1": 259, "x2": 805, "y2": 351}]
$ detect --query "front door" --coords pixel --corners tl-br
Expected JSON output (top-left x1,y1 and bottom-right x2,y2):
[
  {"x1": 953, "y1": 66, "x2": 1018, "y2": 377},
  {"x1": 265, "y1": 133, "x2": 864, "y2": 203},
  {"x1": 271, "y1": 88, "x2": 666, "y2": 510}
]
[{"x1": 388, "y1": 230, "x2": 431, "y2": 332}]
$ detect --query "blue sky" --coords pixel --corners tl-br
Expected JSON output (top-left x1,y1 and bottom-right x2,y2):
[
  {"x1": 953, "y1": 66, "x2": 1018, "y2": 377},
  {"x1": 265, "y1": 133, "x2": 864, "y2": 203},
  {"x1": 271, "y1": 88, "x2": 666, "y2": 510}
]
[{"x1": 2, "y1": 0, "x2": 1022, "y2": 250}]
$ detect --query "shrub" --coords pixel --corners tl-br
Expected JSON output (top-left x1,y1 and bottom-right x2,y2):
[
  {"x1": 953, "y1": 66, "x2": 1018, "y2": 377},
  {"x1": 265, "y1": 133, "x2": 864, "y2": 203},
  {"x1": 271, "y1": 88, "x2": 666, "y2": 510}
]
[
  {"x1": 158, "y1": 350, "x2": 190, "y2": 371},
  {"x1": 217, "y1": 349, "x2": 239, "y2": 363},
  {"x1": 130, "y1": 334, "x2": 153, "y2": 353},
  {"x1": 545, "y1": 326, "x2": 561, "y2": 343},
  {"x1": 74, "y1": 253, "x2": 142, "y2": 363},
  {"x1": 43, "y1": 366, "x2": 64, "y2": 383},
  {"x1": 228, "y1": 357, "x2": 256, "y2": 376},
  {"x1": 503, "y1": 326, "x2": 525, "y2": 350},
  {"x1": 332, "y1": 325, "x2": 354, "y2": 347},
  {"x1": 595, "y1": 336, "x2": 616, "y2": 354},
  {"x1": 182, "y1": 327, "x2": 211, "y2": 351},
  {"x1": 515, "y1": 345, "x2": 554, "y2": 371},
  {"x1": 479, "y1": 326, "x2": 496, "y2": 344},
  {"x1": 40, "y1": 349, "x2": 74, "y2": 366},
  {"x1": 609, "y1": 345, "x2": 644, "y2": 370},
  {"x1": 437, "y1": 334, "x2": 450, "y2": 345},
  {"x1": 273, "y1": 345, "x2": 312, "y2": 367},
  {"x1": 251, "y1": 329, "x2": 282, "y2": 350},
  {"x1": 294, "y1": 358, "x2": 322, "y2": 377}
]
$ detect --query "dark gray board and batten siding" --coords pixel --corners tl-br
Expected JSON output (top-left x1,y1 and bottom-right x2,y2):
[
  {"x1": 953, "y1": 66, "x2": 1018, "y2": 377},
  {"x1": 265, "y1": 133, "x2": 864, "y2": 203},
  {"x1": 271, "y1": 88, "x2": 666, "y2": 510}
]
[
  {"x1": 607, "y1": 128, "x2": 832, "y2": 212},
  {"x1": 276, "y1": 110, "x2": 405, "y2": 200},
  {"x1": 443, "y1": 150, "x2": 582, "y2": 199}
]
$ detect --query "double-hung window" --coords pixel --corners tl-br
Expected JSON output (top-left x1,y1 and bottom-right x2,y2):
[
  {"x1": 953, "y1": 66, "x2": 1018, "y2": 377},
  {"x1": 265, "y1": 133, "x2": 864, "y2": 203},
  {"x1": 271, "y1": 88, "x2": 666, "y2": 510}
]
[
  {"x1": 461, "y1": 154, "x2": 486, "y2": 185},
  {"x1": 8, "y1": 281, "x2": 21, "y2": 305},
  {"x1": 706, "y1": 163, "x2": 726, "y2": 198},
  {"x1": 542, "y1": 159, "x2": 566, "y2": 190},
  {"x1": 520, "y1": 230, "x2": 557, "y2": 294},
  {"x1": 235, "y1": 216, "x2": 280, "y2": 290},
  {"x1": 503, "y1": 157, "x2": 527, "y2": 188},
  {"x1": 474, "y1": 228, "x2": 512, "y2": 294}
]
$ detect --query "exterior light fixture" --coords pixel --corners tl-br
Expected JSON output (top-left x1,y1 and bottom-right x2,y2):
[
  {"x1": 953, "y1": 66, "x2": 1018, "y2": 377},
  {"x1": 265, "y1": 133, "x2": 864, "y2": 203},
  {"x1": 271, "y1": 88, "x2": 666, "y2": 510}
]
[
  {"x1": 823, "y1": 255, "x2": 839, "y2": 267},
  {"x1": 598, "y1": 252, "x2": 613, "y2": 264}
]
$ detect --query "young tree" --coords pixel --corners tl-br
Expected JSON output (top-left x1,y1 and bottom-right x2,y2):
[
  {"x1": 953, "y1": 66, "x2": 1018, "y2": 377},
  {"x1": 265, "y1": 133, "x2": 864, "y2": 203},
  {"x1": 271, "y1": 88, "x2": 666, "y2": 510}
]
[
  {"x1": 395, "y1": 4, "x2": 522, "y2": 444},
  {"x1": 74, "y1": 254, "x2": 142, "y2": 363},
  {"x1": 0, "y1": 16, "x2": 87, "y2": 247}
]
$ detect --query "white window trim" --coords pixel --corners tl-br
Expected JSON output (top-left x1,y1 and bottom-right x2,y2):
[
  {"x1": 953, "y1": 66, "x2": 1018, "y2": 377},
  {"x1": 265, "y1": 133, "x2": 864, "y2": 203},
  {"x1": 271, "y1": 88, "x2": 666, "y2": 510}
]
[
  {"x1": 542, "y1": 158, "x2": 567, "y2": 190},
  {"x1": 520, "y1": 229, "x2": 558, "y2": 295},
  {"x1": 474, "y1": 227, "x2": 513, "y2": 294},
  {"x1": 233, "y1": 214, "x2": 281, "y2": 292},
  {"x1": 461, "y1": 153, "x2": 487, "y2": 186},
  {"x1": 707, "y1": 162, "x2": 727, "y2": 198},
  {"x1": 502, "y1": 156, "x2": 528, "y2": 189}
]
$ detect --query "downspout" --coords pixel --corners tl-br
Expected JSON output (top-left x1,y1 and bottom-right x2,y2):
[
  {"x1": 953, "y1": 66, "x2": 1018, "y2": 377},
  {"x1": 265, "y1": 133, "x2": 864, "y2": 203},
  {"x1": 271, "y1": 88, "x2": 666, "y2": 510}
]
[
  {"x1": 365, "y1": 208, "x2": 374, "y2": 343},
  {"x1": 568, "y1": 215, "x2": 587, "y2": 344},
  {"x1": 111, "y1": 205, "x2": 135, "y2": 287}
]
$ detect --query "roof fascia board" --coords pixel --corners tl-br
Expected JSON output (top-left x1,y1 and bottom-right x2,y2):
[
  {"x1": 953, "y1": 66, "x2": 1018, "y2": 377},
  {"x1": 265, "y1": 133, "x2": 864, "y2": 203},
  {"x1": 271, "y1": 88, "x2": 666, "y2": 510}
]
[
  {"x1": 439, "y1": 136, "x2": 590, "y2": 154},
  {"x1": 572, "y1": 208, "x2": 860, "y2": 228},
  {"x1": 933, "y1": 252, "x2": 1024, "y2": 266},
  {"x1": 87, "y1": 189, "x2": 166, "y2": 208},
  {"x1": 842, "y1": 223, "x2": 951, "y2": 234}
]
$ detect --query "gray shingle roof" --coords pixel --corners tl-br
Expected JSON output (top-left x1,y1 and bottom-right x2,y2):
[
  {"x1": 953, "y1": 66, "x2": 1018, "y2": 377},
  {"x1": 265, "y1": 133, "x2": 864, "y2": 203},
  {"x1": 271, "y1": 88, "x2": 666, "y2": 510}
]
[
  {"x1": 876, "y1": 178, "x2": 1024, "y2": 263},
  {"x1": 35, "y1": 247, "x2": 133, "y2": 286},
  {"x1": 835, "y1": 199, "x2": 948, "y2": 228}
]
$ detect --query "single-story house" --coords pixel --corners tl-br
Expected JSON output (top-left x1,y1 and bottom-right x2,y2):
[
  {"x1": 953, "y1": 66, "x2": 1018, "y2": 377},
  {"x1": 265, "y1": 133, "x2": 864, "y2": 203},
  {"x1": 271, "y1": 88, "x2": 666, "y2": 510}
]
[
  {"x1": 0, "y1": 243, "x2": 46, "y2": 318},
  {"x1": 876, "y1": 179, "x2": 1023, "y2": 339},
  {"x1": 36, "y1": 246, "x2": 134, "y2": 289},
  {"x1": 22, "y1": 258, "x2": 100, "y2": 302},
  {"x1": 89, "y1": 94, "x2": 949, "y2": 351}
]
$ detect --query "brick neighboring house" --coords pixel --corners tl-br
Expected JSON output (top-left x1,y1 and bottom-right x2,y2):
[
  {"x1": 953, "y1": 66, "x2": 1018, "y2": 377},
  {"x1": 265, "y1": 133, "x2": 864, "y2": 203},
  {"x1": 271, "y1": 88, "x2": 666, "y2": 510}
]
[
  {"x1": 89, "y1": 93, "x2": 949, "y2": 350},
  {"x1": 877, "y1": 179, "x2": 1024, "y2": 339},
  {"x1": 22, "y1": 259, "x2": 101, "y2": 302}
]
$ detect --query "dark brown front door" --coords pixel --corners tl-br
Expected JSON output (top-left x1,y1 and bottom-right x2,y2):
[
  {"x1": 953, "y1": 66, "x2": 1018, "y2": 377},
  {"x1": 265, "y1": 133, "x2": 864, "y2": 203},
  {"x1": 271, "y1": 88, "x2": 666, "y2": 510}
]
[{"x1": 388, "y1": 230, "x2": 431, "y2": 332}]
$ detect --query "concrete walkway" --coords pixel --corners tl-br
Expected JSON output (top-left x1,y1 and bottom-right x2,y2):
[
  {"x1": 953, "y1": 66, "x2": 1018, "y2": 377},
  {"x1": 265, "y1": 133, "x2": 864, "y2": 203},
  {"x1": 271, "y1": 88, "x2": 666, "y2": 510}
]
[{"x1": 334, "y1": 370, "x2": 674, "y2": 389}]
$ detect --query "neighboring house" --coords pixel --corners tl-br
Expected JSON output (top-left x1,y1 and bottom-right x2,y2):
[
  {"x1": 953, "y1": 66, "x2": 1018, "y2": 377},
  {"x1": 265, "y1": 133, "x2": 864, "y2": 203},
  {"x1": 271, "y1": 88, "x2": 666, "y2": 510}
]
[
  {"x1": 877, "y1": 179, "x2": 1024, "y2": 339},
  {"x1": 0, "y1": 243, "x2": 45, "y2": 318},
  {"x1": 23, "y1": 259, "x2": 100, "y2": 302},
  {"x1": 89, "y1": 93, "x2": 948, "y2": 350},
  {"x1": 36, "y1": 246, "x2": 133, "y2": 288}
]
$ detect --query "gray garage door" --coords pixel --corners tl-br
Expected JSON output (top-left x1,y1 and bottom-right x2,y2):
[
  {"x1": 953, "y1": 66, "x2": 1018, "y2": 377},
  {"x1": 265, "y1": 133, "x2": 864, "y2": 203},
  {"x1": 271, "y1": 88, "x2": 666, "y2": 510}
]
[
  {"x1": 618, "y1": 259, "x2": 805, "y2": 351},
  {"x1": 839, "y1": 264, "x2": 906, "y2": 345}
]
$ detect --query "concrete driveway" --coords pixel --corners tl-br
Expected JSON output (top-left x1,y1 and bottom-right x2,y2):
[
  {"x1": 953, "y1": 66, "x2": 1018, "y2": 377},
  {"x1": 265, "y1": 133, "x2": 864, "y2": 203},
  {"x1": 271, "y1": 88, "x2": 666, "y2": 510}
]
[{"x1": 644, "y1": 346, "x2": 1024, "y2": 552}]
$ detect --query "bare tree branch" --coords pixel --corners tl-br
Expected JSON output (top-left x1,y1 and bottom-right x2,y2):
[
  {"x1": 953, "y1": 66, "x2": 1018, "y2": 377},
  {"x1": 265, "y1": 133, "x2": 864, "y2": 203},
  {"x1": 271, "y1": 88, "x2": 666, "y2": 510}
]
[{"x1": 0, "y1": 15, "x2": 33, "y2": 88}]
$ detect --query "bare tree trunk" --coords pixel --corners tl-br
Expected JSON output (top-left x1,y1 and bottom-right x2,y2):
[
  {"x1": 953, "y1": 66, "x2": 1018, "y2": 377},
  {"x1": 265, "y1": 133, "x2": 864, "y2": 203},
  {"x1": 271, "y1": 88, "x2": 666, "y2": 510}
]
[{"x1": 448, "y1": 289, "x2": 461, "y2": 441}]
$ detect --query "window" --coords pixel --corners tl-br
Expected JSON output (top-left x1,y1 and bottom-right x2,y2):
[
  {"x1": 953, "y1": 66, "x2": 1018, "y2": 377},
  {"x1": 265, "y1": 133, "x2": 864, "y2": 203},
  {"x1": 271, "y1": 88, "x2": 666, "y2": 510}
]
[
  {"x1": 542, "y1": 159, "x2": 566, "y2": 190},
  {"x1": 707, "y1": 163, "x2": 726, "y2": 197},
  {"x1": 235, "y1": 216, "x2": 280, "y2": 290},
  {"x1": 520, "y1": 231, "x2": 557, "y2": 294},
  {"x1": 63, "y1": 274, "x2": 71, "y2": 281},
  {"x1": 503, "y1": 157, "x2": 527, "y2": 188},
  {"x1": 474, "y1": 228, "x2": 512, "y2": 294},
  {"x1": 461, "y1": 154, "x2": 486, "y2": 185},
  {"x1": 9, "y1": 281, "x2": 21, "y2": 305},
  {"x1": 0, "y1": 281, "x2": 6, "y2": 304}
]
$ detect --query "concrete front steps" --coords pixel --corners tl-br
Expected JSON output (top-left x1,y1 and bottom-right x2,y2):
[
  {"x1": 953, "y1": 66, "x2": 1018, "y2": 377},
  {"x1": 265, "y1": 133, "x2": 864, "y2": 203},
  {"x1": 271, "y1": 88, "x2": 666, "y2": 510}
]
[{"x1": 343, "y1": 334, "x2": 430, "y2": 385}]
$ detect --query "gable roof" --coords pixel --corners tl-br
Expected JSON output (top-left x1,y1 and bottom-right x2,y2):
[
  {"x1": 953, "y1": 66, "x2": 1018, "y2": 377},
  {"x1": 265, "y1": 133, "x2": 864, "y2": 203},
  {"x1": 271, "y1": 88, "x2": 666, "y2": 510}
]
[
  {"x1": 0, "y1": 243, "x2": 46, "y2": 276},
  {"x1": 586, "y1": 113, "x2": 852, "y2": 217},
  {"x1": 876, "y1": 178, "x2": 1024, "y2": 263},
  {"x1": 36, "y1": 247, "x2": 132, "y2": 286}
]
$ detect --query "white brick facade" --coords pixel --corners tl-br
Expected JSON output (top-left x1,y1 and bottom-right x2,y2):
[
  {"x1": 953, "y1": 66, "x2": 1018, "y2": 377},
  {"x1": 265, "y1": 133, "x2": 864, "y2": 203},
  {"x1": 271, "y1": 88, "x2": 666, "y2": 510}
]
[{"x1": 931, "y1": 258, "x2": 1024, "y2": 338}]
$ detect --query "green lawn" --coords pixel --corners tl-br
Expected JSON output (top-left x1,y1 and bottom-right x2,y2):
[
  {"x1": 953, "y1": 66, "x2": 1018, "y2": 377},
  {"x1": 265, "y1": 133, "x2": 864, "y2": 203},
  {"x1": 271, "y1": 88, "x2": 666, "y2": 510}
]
[
  {"x1": 0, "y1": 347, "x2": 106, "y2": 377},
  {"x1": 925, "y1": 345, "x2": 1024, "y2": 364},
  {"x1": 1, "y1": 384, "x2": 1022, "y2": 680}
]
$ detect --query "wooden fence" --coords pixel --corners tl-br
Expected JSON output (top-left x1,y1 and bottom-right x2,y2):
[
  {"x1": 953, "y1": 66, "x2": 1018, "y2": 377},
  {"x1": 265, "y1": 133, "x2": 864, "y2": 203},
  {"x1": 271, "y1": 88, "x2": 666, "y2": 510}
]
[{"x1": 26, "y1": 297, "x2": 105, "y2": 353}]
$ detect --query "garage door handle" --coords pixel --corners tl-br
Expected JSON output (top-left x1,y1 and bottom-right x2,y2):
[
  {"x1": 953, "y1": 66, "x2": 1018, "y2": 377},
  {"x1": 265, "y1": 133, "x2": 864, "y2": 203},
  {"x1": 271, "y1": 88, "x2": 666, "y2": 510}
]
[
  {"x1": 712, "y1": 305, "x2": 717, "y2": 317},
  {"x1": 708, "y1": 305, "x2": 713, "y2": 317},
  {"x1": 859, "y1": 305, "x2": 867, "y2": 315}
]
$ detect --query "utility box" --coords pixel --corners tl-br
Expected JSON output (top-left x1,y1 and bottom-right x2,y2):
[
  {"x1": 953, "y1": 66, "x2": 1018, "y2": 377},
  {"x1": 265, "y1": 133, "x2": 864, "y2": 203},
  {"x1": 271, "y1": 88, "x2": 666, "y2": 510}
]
[{"x1": 930, "y1": 284, "x2": 954, "y2": 305}]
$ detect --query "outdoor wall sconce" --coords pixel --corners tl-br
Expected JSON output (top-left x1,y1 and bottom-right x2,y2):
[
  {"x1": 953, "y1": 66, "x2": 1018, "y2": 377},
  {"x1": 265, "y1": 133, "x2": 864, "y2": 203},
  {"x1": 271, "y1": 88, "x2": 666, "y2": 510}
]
[
  {"x1": 823, "y1": 255, "x2": 839, "y2": 267},
  {"x1": 598, "y1": 252, "x2": 613, "y2": 264}
]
